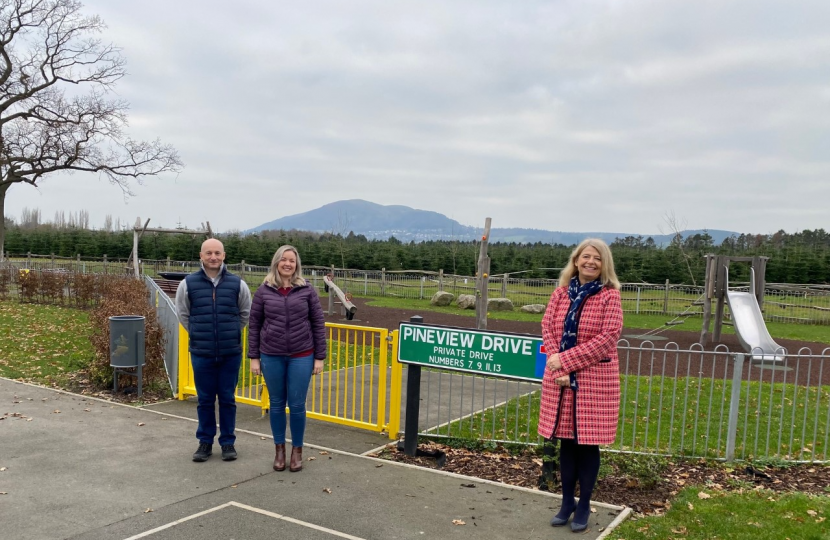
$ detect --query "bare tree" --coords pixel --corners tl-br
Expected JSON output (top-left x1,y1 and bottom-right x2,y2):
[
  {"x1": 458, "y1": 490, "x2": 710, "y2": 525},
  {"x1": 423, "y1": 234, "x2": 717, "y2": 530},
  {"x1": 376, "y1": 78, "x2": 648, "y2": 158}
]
[
  {"x1": 0, "y1": 0, "x2": 183, "y2": 259},
  {"x1": 330, "y1": 210, "x2": 351, "y2": 270},
  {"x1": 659, "y1": 211, "x2": 697, "y2": 286}
]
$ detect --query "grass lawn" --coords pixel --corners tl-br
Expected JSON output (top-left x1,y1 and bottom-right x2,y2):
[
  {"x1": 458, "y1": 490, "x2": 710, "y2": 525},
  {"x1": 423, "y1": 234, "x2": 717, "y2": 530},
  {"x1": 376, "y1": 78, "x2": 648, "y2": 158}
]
[
  {"x1": 0, "y1": 300, "x2": 94, "y2": 385},
  {"x1": 610, "y1": 486, "x2": 830, "y2": 540},
  {"x1": 432, "y1": 372, "x2": 830, "y2": 461}
]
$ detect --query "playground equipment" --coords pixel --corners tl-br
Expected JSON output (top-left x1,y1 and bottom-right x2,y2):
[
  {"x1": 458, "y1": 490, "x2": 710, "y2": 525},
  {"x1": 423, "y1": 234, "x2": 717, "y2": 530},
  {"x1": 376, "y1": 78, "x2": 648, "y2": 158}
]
[
  {"x1": 323, "y1": 274, "x2": 357, "y2": 320},
  {"x1": 699, "y1": 254, "x2": 784, "y2": 361},
  {"x1": 724, "y1": 267, "x2": 785, "y2": 362}
]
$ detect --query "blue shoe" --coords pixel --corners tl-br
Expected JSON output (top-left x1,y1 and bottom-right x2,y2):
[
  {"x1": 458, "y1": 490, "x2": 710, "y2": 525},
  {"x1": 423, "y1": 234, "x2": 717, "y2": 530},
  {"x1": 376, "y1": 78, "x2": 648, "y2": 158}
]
[
  {"x1": 571, "y1": 508, "x2": 590, "y2": 532},
  {"x1": 570, "y1": 518, "x2": 588, "y2": 532},
  {"x1": 550, "y1": 501, "x2": 576, "y2": 526}
]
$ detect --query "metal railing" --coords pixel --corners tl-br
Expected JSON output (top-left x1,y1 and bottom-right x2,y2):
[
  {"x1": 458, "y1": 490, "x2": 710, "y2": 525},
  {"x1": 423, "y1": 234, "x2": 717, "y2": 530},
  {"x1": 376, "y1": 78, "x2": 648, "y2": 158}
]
[
  {"x1": 144, "y1": 277, "x2": 180, "y2": 395},
  {"x1": 414, "y1": 342, "x2": 830, "y2": 463},
  {"x1": 5, "y1": 256, "x2": 830, "y2": 324},
  {"x1": 176, "y1": 322, "x2": 402, "y2": 440}
]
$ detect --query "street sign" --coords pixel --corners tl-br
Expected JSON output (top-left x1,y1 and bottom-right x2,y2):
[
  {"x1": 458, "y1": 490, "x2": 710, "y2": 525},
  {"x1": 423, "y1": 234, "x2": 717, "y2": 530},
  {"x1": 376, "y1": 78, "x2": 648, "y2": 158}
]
[{"x1": 397, "y1": 323, "x2": 547, "y2": 382}]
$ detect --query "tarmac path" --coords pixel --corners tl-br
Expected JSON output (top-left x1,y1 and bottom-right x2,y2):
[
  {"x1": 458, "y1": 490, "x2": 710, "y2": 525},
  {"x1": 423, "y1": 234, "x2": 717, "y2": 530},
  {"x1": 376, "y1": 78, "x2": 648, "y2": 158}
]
[{"x1": 0, "y1": 377, "x2": 628, "y2": 540}]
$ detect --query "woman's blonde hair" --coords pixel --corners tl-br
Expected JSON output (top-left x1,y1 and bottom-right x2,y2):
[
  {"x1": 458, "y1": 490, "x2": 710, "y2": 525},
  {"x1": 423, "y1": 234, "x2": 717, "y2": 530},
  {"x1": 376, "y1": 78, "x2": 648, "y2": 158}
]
[
  {"x1": 558, "y1": 238, "x2": 620, "y2": 290},
  {"x1": 264, "y1": 245, "x2": 307, "y2": 288}
]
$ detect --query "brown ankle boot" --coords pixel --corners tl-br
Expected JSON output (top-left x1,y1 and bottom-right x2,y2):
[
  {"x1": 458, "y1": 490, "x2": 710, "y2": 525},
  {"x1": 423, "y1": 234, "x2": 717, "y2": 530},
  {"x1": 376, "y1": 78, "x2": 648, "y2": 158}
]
[
  {"x1": 289, "y1": 446, "x2": 303, "y2": 472},
  {"x1": 273, "y1": 444, "x2": 286, "y2": 471}
]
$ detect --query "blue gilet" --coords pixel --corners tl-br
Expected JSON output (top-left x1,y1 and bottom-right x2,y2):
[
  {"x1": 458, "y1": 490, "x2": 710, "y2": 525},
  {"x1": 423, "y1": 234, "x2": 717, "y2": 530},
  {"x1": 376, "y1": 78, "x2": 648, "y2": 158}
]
[{"x1": 186, "y1": 268, "x2": 242, "y2": 357}]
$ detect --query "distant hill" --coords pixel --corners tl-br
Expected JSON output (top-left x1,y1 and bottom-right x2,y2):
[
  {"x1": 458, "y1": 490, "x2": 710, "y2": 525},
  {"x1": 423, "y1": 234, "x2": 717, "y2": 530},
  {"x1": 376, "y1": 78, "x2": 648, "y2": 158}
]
[{"x1": 246, "y1": 199, "x2": 737, "y2": 245}]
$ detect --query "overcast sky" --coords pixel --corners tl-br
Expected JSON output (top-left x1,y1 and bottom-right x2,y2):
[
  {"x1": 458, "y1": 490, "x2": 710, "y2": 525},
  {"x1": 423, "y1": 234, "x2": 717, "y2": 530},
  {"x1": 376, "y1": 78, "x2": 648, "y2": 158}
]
[{"x1": 6, "y1": 0, "x2": 829, "y2": 236}]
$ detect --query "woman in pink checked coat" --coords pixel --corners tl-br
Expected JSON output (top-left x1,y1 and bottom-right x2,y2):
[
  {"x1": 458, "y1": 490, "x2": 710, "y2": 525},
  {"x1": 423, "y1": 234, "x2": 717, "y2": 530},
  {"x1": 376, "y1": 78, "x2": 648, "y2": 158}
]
[{"x1": 538, "y1": 238, "x2": 623, "y2": 533}]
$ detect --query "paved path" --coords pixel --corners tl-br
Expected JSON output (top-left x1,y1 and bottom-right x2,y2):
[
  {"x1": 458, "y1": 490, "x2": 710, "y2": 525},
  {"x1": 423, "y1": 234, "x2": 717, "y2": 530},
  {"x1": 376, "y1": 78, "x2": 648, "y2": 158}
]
[{"x1": 1, "y1": 378, "x2": 628, "y2": 540}]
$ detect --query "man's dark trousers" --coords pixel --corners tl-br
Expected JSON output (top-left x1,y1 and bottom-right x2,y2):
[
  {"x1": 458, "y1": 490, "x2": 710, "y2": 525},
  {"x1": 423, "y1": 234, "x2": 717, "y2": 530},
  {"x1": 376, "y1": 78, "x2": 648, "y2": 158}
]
[{"x1": 191, "y1": 353, "x2": 242, "y2": 446}]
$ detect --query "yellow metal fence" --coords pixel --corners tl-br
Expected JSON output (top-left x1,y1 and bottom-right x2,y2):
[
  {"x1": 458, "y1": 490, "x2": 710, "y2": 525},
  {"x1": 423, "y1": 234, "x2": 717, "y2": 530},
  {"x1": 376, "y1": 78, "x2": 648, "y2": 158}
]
[{"x1": 178, "y1": 324, "x2": 402, "y2": 440}]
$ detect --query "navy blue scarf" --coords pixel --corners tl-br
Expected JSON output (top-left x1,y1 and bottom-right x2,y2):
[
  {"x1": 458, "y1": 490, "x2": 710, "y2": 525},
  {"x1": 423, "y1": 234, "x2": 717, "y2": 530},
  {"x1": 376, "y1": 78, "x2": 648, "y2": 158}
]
[{"x1": 559, "y1": 276, "x2": 604, "y2": 389}]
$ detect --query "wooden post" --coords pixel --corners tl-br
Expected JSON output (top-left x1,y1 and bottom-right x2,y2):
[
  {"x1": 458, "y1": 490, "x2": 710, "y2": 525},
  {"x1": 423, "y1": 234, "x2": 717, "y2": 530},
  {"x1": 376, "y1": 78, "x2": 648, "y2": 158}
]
[
  {"x1": 239, "y1": 259, "x2": 246, "y2": 281},
  {"x1": 663, "y1": 279, "x2": 670, "y2": 314},
  {"x1": 438, "y1": 269, "x2": 443, "y2": 292},
  {"x1": 381, "y1": 267, "x2": 386, "y2": 296},
  {"x1": 501, "y1": 272, "x2": 508, "y2": 298},
  {"x1": 475, "y1": 218, "x2": 492, "y2": 330},
  {"x1": 713, "y1": 256, "x2": 728, "y2": 342},
  {"x1": 51, "y1": 252, "x2": 55, "y2": 268},
  {"x1": 133, "y1": 230, "x2": 140, "y2": 278},
  {"x1": 26, "y1": 251, "x2": 31, "y2": 269},
  {"x1": 753, "y1": 256, "x2": 767, "y2": 309},
  {"x1": 103, "y1": 254, "x2": 108, "y2": 274},
  {"x1": 166, "y1": 256, "x2": 171, "y2": 272},
  {"x1": 699, "y1": 255, "x2": 715, "y2": 345}
]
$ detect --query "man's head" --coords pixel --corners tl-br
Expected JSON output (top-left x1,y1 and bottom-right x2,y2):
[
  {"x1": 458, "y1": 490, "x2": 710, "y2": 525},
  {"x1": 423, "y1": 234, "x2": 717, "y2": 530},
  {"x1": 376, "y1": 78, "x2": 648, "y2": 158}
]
[{"x1": 200, "y1": 238, "x2": 225, "y2": 275}]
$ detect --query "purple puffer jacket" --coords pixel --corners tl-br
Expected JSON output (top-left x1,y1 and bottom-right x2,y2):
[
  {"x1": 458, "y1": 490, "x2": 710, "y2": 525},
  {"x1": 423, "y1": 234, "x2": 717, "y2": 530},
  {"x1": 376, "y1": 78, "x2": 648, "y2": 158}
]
[{"x1": 248, "y1": 282, "x2": 327, "y2": 360}]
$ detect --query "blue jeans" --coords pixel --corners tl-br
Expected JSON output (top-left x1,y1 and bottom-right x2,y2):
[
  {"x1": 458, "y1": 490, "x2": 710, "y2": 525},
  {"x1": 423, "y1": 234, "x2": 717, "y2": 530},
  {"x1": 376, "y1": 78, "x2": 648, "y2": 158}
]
[
  {"x1": 191, "y1": 353, "x2": 241, "y2": 446},
  {"x1": 260, "y1": 353, "x2": 314, "y2": 447}
]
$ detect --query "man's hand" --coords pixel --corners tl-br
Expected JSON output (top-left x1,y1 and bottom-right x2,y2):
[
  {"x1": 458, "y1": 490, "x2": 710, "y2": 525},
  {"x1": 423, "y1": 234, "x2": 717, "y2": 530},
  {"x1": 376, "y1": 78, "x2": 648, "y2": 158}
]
[
  {"x1": 312, "y1": 359, "x2": 324, "y2": 375},
  {"x1": 250, "y1": 358, "x2": 261, "y2": 376}
]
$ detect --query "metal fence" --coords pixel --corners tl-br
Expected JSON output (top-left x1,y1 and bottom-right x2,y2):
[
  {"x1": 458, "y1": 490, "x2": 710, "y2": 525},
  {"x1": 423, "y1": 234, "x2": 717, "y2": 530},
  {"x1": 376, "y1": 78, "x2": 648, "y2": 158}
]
[
  {"x1": 415, "y1": 342, "x2": 830, "y2": 463},
  {"x1": 144, "y1": 276, "x2": 180, "y2": 395},
  {"x1": 6, "y1": 255, "x2": 830, "y2": 324}
]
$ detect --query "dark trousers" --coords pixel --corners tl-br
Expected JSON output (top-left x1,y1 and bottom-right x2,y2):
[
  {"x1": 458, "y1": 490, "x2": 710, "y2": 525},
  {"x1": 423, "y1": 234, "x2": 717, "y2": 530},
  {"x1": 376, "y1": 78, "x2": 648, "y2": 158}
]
[{"x1": 191, "y1": 353, "x2": 242, "y2": 446}]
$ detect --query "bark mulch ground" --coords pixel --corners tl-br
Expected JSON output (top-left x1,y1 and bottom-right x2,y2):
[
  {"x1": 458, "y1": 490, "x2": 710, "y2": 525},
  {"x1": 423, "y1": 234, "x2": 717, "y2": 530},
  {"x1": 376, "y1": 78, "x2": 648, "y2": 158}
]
[
  {"x1": 348, "y1": 298, "x2": 830, "y2": 515},
  {"x1": 372, "y1": 443, "x2": 830, "y2": 516}
]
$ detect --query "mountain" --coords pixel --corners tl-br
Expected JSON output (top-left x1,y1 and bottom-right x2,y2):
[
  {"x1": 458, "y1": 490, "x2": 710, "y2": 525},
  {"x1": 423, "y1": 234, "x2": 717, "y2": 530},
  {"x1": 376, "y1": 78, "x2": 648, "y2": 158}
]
[{"x1": 246, "y1": 199, "x2": 737, "y2": 245}]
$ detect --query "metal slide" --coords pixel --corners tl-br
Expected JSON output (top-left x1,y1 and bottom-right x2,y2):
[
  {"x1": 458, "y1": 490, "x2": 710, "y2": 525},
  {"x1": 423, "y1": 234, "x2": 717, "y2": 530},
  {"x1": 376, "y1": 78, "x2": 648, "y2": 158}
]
[{"x1": 724, "y1": 267, "x2": 785, "y2": 362}]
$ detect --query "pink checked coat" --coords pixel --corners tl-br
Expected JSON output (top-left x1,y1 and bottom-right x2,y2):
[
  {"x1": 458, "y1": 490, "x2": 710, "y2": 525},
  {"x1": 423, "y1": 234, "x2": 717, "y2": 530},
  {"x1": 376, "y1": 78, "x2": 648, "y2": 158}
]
[{"x1": 537, "y1": 285, "x2": 623, "y2": 445}]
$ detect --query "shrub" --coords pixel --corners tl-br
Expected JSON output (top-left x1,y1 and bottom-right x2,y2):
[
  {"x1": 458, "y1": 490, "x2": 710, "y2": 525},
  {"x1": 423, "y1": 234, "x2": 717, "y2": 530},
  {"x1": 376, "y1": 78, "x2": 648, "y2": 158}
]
[{"x1": 88, "y1": 276, "x2": 167, "y2": 390}]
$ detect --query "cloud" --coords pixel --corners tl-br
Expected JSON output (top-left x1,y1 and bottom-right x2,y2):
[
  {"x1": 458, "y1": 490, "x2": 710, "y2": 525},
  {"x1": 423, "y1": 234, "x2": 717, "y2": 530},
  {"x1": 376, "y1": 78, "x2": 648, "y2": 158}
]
[{"x1": 5, "y1": 0, "x2": 829, "y2": 238}]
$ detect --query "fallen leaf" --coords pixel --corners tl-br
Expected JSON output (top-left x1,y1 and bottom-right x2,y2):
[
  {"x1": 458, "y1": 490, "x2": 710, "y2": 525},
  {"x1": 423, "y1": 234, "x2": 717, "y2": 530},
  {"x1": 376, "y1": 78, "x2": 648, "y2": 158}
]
[
  {"x1": 0, "y1": 467, "x2": 6, "y2": 472},
  {"x1": 137, "y1": 422, "x2": 145, "y2": 427},
  {"x1": 83, "y1": 408, "x2": 90, "y2": 412},
  {"x1": 307, "y1": 456, "x2": 316, "y2": 461},
  {"x1": 53, "y1": 410, "x2": 60, "y2": 414},
  {"x1": 144, "y1": 508, "x2": 153, "y2": 513},
  {"x1": 452, "y1": 520, "x2": 466, "y2": 526},
  {"x1": 323, "y1": 487, "x2": 332, "y2": 494},
  {"x1": 807, "y1": 510, "x2": 818, "y2": 517},
  {"x1": 319, "y1": 451, "x2": 329, "y2": 455},
  {"x1": 375, "y1": 464, "x2": 383, "y2": 468},
  {"x1": 231, "y1": 484, "x2": 238, "y2": 488},
  {"x1": 697, "y1": 492, "x2": 711, "y2": 499},
  {"x1": 260, "y1": 436, "x2": 268, "y2": 440},
  {"x1": 687, "y1": 502, "x2": 694, "y2": 511},
  {"x1": 672, "y1": 526, "x2": 688, "y2": 534}
]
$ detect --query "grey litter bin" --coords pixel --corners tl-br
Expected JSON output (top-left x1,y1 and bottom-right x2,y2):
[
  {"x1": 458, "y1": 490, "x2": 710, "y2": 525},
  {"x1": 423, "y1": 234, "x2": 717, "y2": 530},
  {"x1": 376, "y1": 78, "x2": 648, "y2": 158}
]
[{"x1": 109, "y1": 315, "x2": 146, "y2": 397}]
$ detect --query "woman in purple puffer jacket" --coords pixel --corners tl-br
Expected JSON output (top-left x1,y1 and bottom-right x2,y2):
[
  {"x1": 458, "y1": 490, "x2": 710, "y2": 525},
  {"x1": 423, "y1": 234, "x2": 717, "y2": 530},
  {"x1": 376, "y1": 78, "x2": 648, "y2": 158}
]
[{"x1": 248, "y1": 245, "x2": 327, "y2": 472}]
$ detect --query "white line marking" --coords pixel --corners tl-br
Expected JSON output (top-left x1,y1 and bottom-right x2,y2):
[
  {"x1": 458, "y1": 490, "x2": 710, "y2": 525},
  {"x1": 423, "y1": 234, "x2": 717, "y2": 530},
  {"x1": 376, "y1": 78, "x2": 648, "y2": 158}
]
[
  {"x1": 122, "y1": 502, "x2": 234, "y2": 539},
  {"x1": 123, "y1": 501, "x2": 368, "y2": 540},
  {"x1": 231, "y1": 502, "x2": 368, "y2": 540}
]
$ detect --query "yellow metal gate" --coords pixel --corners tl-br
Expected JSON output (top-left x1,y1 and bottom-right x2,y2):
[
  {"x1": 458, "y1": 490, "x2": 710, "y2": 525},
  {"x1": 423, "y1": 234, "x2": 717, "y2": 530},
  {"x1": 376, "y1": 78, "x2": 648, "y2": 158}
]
[{"x1": 178, "y1": 324, "x2": 401, "y2": 440}]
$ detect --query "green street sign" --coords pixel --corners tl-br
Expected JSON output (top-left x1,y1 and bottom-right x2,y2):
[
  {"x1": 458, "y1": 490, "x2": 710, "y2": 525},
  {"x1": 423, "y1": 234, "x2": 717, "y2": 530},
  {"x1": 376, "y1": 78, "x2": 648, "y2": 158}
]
[{"x1": 397, "y1": 323, "x2": 546, "y2": 382}]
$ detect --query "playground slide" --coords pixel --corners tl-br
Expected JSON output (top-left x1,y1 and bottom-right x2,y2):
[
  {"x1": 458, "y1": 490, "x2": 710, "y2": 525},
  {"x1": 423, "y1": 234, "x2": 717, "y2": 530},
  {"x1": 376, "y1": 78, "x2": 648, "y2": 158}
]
[{"x1": 725, "y1": 268, "x2": 785, "y2": 362}]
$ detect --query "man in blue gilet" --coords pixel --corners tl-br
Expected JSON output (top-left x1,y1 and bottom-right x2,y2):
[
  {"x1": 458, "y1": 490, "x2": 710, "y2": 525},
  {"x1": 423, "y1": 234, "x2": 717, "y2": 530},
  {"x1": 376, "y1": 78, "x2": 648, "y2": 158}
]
[{"x1": 175, "y1": 238, "x2": 252, "y2": 462}]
